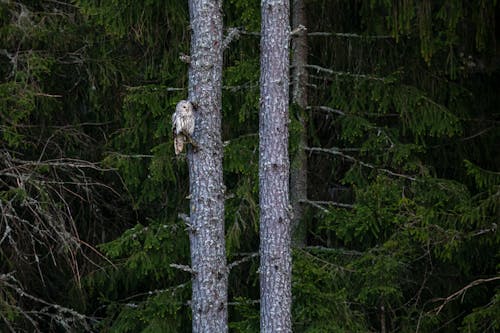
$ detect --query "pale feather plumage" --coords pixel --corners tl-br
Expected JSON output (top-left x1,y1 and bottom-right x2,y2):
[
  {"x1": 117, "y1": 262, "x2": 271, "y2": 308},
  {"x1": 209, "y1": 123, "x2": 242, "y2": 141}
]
[{"x1": 172, "y1": 100, "x2": 194, "y2": 155}]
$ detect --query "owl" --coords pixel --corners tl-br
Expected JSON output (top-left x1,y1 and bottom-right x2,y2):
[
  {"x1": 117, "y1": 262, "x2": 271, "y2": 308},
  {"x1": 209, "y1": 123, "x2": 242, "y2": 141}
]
[{"x1": 172, "y1": 100, "x2": 195, "y2": 155}]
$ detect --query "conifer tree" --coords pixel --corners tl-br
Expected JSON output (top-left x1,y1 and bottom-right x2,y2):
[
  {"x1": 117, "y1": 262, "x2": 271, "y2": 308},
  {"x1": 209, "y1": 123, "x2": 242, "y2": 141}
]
[
  {"x1": 259, "y1": 0, "x2": 292, "y2": 331},
  {"x1": 187, "y1": 0, "x2": 228, "y2": 332}
]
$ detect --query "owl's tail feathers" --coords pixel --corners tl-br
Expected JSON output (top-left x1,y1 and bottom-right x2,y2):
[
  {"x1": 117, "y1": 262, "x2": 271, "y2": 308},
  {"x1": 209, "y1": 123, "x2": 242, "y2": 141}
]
[{"x1": 174, "y1": 135, "x2": 186, "y2": 155}]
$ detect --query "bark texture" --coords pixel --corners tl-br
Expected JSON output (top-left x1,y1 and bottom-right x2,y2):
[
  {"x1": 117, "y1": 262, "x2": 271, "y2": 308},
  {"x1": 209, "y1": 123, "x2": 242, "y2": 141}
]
[
  {"x1": 290, "y1": 0, "x2": 308, "y2": 247},
  {"x1": 259, "y1": 0, "x2": 292, "y2": 332},
  {"x1": 187, "y1": 1, "x2": 227, "y2": 332}
]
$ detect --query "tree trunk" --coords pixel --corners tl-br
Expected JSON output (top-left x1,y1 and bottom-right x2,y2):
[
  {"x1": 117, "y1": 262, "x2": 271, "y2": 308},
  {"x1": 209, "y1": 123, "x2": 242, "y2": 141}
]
[
  {"x1": 187, "y1": 1, "x2": 227, "y2": 332},
  {"x1": 259, "y1": 0, "x2": 292, "y2": 332},
  {"x1": 290, "y1": 0, "x2": 308, "y2": 247}
]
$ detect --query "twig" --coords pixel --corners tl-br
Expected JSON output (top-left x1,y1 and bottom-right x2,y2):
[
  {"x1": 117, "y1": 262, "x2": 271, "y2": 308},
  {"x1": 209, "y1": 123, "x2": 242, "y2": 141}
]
[
  {"x1": 290, "y1": 24, "x2": 307, "y2": 36},
  {"x1": 308, "y1": 32, "x2": 392, "y2": 39},
  {"x1": 124, "y1": 85, "x2": 185, "y2": 92},
  {"x1": 120, "y1": 282, "x2": 189, "y2": 302},
  {"x1": 228, "y1": 30, "x2": 392, "y2": 39},
  {"x1": 306, "y1": 146, "x2": 417, "y2": 181},
  {"x1": 106, "y1": 152, "x2": 154, "y2": 159},
  {"x1": 304, "y1": 246, "x2": 363, "y2": 256},
  {"x1": 227, "y1": 299, "x2": 260, "y2": 306},
  {"x1": 301, "y1": 64, "x2": 385, "y2": 81},
  {"x1": 431, "y1": 276, "x2": 500, "y2": 315},
  {"x1": 297, "y1": 248, "x2": 356, "y2": 272},
  {"x1": 170, "y1": 263, "x2": 196, "y2": 275},
  {"x1": 1, "y1": 277, "x2": 95, "y2": 326},
  {"x1": 77, "y1": 238, "x2": 117, "y2": 269},
  {"x1": 235, "y1": 29, "x2": 260, "y2": 37},
  {"x1": 223, "y1": 27, "x2": 241, "y2": 49},
  {"x1": 300, "y1": 199, "x2": 354, "y2": 209},
  {"x1": 306, "y1": 105, "x2": 345, "y2": 116},
  {"x1": 228, "y1": 252, "x2": 259, "y2": 271},
  {"x1": 33, "y1": 92, "x2": 62, "y2": 98}
]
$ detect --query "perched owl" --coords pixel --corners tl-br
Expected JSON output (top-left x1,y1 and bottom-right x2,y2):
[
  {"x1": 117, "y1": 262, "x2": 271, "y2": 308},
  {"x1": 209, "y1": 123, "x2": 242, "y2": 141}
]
[{"x1": 172, "y1": 100, "x2": 195, "y2": 155}]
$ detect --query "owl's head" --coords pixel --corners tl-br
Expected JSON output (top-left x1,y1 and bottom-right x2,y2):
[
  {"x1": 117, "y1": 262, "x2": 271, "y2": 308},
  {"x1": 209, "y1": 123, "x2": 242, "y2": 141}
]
[{"x1": 176, "y1": 100, "x2": 193, "y2": 113}]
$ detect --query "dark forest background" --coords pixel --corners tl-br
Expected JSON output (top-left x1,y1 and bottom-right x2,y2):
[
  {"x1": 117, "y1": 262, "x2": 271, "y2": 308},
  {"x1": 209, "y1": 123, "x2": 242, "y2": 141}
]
[{"x1": 1, "y1": 1, "x2": 499, "y2": 332}]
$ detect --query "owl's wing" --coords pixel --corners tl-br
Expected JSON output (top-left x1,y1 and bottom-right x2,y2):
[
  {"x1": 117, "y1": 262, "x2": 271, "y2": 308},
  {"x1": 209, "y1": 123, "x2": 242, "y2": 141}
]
[{"x1": 172, "y1": 111, "x2": 180, "y2": 135}]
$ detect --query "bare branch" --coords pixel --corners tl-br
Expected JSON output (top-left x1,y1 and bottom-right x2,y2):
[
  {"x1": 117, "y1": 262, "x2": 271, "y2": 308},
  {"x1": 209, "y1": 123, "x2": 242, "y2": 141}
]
[
  {"x1": 431, "y1": 276, "x2": 500, "y2": 315},
  {"x1": 306, "y1": 105, "x2": 345, "y2": 116},
  {"x1": 33, "y1": 92, "x2": 62, "y2": 98},
  {"x1": 120, "y1": 282, "x2": 190, "y2": 302},
  {"x1": 235, "y1": 29, "x2": 260, "y2": 37},
  {"x1": 223, "y1": 27, "x2": 241, "y2": 49},
  {"x1": 170, "y1": 263, "x2": 196, "y2": 275},
  {"x1": 227, "y1": 299, "x2": 260, "y2": 306},
  {"x1": 306, "y1": 146, "x2": 417, "y2": 181},
  {"x1": 0, "y1": 274, "x2": 96, "y2": 330},
  {"x1": 228, "y1": 252, "x2": 259, "y2": 271},
  {"x1": 124, "y1": 85, "x2": 185, "y2": 92},
  {"x1": 298, "y1": 64, "x2": 385, "y2": 81},
  {"x1": 290, "y1": 24, "x2": 307, "y2": 37},
  {"x1": 300, "y1": 199, "x2": 354, "y2": 209},
  {"x1": 296, "y1": 248, "x2": 356, "y2": 273},
  {"x1": 106, "y1": 152, "x2": 154, "y2": 159},
  {"x1": 308, "y1": 32, "x2": 393, "y2": 39},
  {"x1": 304, "y1": 246, "x2": 363, "y2": 256},
  {"x1": 224, "y1": 29, "x2": 393, "y2": 40}
]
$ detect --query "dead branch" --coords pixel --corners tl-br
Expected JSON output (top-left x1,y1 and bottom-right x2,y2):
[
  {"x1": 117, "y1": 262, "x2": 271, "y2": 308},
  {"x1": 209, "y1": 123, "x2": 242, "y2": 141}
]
[
  {"x1": 300, "y1": 199, "x2": 354, "y2": 210},
  {"x1": 306, "y1": 146, "x2": 417, "y2": 181},
  {"x1": 120, "y1": 282, "x2": 190, "y2": 302},
  {"x1": 300, "y1": 64, "x2": 385, "y2": 81},
  {"x1": 223, "y1": 27, "x2": 241, "y2": 49},
  {"x1": 306, "y1": 105, "x2": 345, "y2": 116},
  {"x1": 431, "y1": 276, "x2": 500, "y2": 315},
  {"x1": 308, "y1": 32, "x2": 392, "y2": 39},
  {"x1": 170, "y1": 263, "x2": 196, "y2": 275},
  {"x1": 0, "y1": 273, "x2": 96, "y2": 331},
  {"x1": 228, "y1": 252, "x2": 259, "y2": 271}
]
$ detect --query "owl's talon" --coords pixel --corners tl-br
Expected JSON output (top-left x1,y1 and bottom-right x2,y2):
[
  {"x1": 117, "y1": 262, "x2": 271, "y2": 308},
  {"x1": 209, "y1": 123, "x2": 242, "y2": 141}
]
[{"x1": 188, "y1": 137, "x2": 200, "y2": 152}]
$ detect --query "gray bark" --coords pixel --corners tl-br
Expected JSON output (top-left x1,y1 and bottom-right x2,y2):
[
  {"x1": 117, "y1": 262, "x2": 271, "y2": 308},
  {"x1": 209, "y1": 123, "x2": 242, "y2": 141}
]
[
  {"x1": 290, "y1": 0, "x2": 308, "y2": 247},
  {"x1": 259, "y1": 0, "x2": 292, "y2": 332},
  {"x1": 187, "y1": 1, "x2": 227, "y2": 332}
]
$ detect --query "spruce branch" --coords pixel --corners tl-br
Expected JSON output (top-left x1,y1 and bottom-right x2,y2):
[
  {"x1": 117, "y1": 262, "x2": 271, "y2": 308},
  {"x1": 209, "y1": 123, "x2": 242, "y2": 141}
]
[{"x1": 306, "y1": 146, "x2": 417, "y2": 181}]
